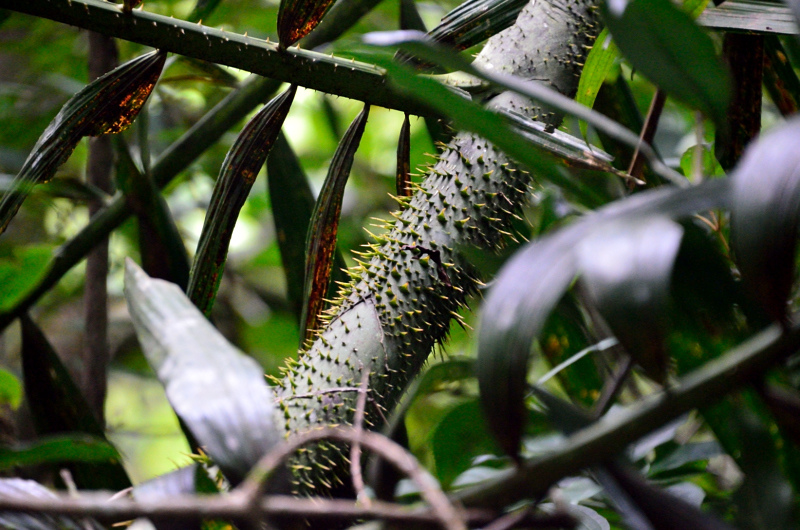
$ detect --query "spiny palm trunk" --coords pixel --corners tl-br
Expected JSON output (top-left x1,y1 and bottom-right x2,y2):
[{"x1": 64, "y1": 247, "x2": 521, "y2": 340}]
[{"x1": 276, "y1": 0, "x2": 601, "y2": 494}]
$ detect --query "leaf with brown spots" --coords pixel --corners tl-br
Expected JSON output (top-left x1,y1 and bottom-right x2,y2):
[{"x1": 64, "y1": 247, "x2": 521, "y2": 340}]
[
  {"x1": 187, "y1": 86, "x2": 296, "y2": 317},
  {"x1": 300, "y1": 104, "x2": 370, "y2": 343},
  {"x1": 277, "y1": 0, "x2": 336, "y2": 48},
  {"x1": 0, "y1": 50, "x2": 166, "y2": 235}
]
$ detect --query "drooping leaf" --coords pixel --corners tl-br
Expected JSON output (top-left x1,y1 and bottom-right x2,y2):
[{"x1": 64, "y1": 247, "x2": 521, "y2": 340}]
[
  {"x1": 277, "y1": 0, "x2": 336, "y2": 47},
  {"x1": 577, "y1": 29, "x2": 619, "y2": 137},
  {"x1": 267, "y1": 132, "x2": 348, "y2": 323},
  {"x1": 188, "y1": 86, "x2": 296, "y2": 317},
  {"x1": 601, "y1": 0, "x2": 731, "y2": 131},
  {"x1": 577, "y1": 217, "x2": 685, "y2": 384},
  {"x1": 396, "y1": 113, "x2": 412, "y2": 200},
  {"x1": 0, "y1": 50, "x2": 166, "y2": 235},
  {"x1": 427, "y1": 0, "x2": 528, "y2": 52},
  {"x1": 19, "y1": 313, "x2": 131, "y2": 490},
  {"x1": 730, "y1": 116, "x2": 800, "y2": 323},
  {"x1": 0, "y1": 435, "x2": 120, "y2": 471},
  {"x1": 125, "y1": 260, "x2": 281, "y2": 484},
  {"x1": 0, "y1": 478, "x2": 104, "y2": 530},
  {"x1": 115, "y1": 137, "x2": 190, "y2": 290},
  {"x1": 300, "y1": 104, "x2": 370, "y2": 343},
  {"x1": 0, "y1": 369, "x2": 20, "y2": 409},
  {"x1": 477, "y1": 179, "x2": 729, "y2": 459}
]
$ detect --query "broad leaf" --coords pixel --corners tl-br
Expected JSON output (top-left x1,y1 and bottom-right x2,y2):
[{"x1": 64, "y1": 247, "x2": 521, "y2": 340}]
[
  {"x1": 0, "y1": 50, "x2": 165, "y2": 235},
  {"x1": 188, "y1": 86, "x2": 296, "y2": 317},
  {"x1": 601, "y1": 0, "x2": 731, "y2": 131},
  {"x1": 20, "y1": 314, "x2": 131, "y2": 490},
  {"x1": 577, "y1": 217, "x2": 684, "y2": 384},
  {"x1": 125, "y1": 260, "x2": 281, "y2": 484},
  {"x1": 300, "y1": 104, "x2": 370, "y2": 343},
  {"x1": 730, "y1": 116, "x2": 800, "y2": 323},
  {"x1": 115, "y1": 137, "x2": 190, "y2": 290},
  {"x1": 0, "y1": 479, "x2": 104, "y2": 530},
  {"x1": 0, "y1": 245, "x2": 53, "y2": 314},
  {"x1": 396, "y1": 113, "x2": 412, "y2": 199}
]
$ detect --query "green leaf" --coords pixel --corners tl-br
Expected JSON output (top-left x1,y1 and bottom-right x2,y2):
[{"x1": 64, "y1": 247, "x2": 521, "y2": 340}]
[
  {"x1": 125, "y1": 260, "x2": 281, "y2": 484},
  {"x1": 0, "y1": 435, "x2": 120, "y2": 471},
  {"x1": 0, "y1": 479, "x2": 104, "y2": 530},
  {"x1": 730, "y1": 117, "x2": 800, "y2": 323},
  {"x1": 267, "y1": 132, "x2": 348, "y2": 323},
  {"x1": 20, "y1": 314, "x2": 131, "y2": 490},
  {"x1": 188, "y1": 86, "x2": 296, "y2": 317},
  {"x1": 577, "y1": 217, "x2": 685, "y2": 384},
  {"x1": 431, "y1": 399, "x2": 502, "y2": 489},
  {"x1": 0, "y1": 51, "x2": 165, "y2": 235},
  {"x1": 300, "y1": 104, "x2": 370, "y2": 343},
  {"x1": 0, "y1": 369, "x2": 20, "y2": 409},
  {"x1": 277, "y1": 0, "x2": 336, "y2": 47},
  {"x1": 396, "y1": 113, "x2": 412, "y2": 199},
  {"x1": 400, "y1": 0, "x2": 426, "y2": 32},
  {"x1": 0, "y1": 245, "x2": 53, "y2": 313},
  {"x1": 649, "y1": 441, "x2": 723, "y2": 476},
  {"x1": 601, "y1": 0, "x2": 731, "y2": 130},
  {"x1": 577, "y1": 29, "x2": 620, "y2": 137},
  {"x1": 115, "y1": 137, "x2": 190, "y2": 290}
]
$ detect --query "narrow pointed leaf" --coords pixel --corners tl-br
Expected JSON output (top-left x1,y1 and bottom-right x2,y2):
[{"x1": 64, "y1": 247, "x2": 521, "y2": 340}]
[
  {"x1": 188, "y1": 86, "x2": 296, "y2": 317},
  {"x1": 396, "y1": 113, "x2": 412, "y2": 199},
  {"x1": 267, "y1": 132, "x2": 348, "y2": 322},
  {"x1": 277, "y1": 0, "x2": 336, "y2": 48},
  {"x1": 730, "y1": 116, "x2": 800, "y2": 323},
  {"x1": 300, "y1": 104, "x2": 370, "y2": 343},
  {"x1": 601, "y1": 0, "x2": 731, "y2": 131},
  {"x1": 0, "y1": 479, "x2": 104, "y2": 530},
  {"x1": 0, "y1": 435, "x2": 120, "y2": 471},
  {"x1": 20, "y1": 313, "x2": 131, "y2": 490},
  {"x1": 115, "y1": 138, "x2": 190, "y2": 290},
  {"x1": 763, "y1": 35, "x2": 800, "y2": 116},
  {"x1": 577, "y1": 29, "x2": 619, "y2": 137},
  {"x1": 0, "y1": 50, "x2": 165, "y2": 235},
  {"x1": 125, "y1": 260, "x2": 281, "y2": 484},
  {"x1": 577, "y1": 217, "x2": 684, "y2": 384},
  {"x1": 400, "y1": 0, "x2": 426, "y2": 32},
  {"x1": 427, "y1": 0, "x2": 528, "y2": 52}
]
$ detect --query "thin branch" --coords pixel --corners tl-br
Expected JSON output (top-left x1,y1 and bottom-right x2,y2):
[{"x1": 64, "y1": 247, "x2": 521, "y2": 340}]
[
  {"x1": 351, "y1": 370, "x2": 372, "y2": 507},
  {"x1": 0, "y1": 0, "x2": 431, "y2": 116},
  {"x1": 237, "y1": 427, "x2": 467, "y2": 530},
  {"x1": 626, "y1": 89, "x2": 666, "y2": 188}
]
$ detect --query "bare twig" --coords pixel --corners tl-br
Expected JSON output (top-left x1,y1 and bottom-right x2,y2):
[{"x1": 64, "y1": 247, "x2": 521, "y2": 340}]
[
  {"x1": 626, "y1": 89, "x2": 666, "y2": 188},
  {"x1": 237, "y1": 427, "x2": 467, "y2": 530},
  {"x1": 351, "y1": 370, "x2": 372, "y2": 507}
]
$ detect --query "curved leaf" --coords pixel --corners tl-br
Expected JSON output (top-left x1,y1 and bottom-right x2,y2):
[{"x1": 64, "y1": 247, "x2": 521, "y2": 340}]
[
  {"x1": 187, "y1": 86, "x2": 296, "y2": 317},
  {"x1": 0, "y1": 479, "x2": 104, "y2": 530},
  {"x1": 0, "y1": 50, "x2": 165, "y2": 235},
  {"x1": 601, "y1": 0, "x2": 731, "y2": 130},
  {"x1": 277, "y1": 0, "x2": 336, "y2": 47},
  {"x1": 300, "y1": 104, "x2": 370, "y2": 343},
  {"x1": 396, "y1": 113, "x2": 412, "y2": 199},
  {"x1": 577, "y1": 217, "x2": 684, "y2": 384},
  {"x1": 427, "y1": 0, "x2": 528, "y2": 52},
  {"x1": 730, "y1": 116, "x2": 800, "y2": 323},
  {"x1": 577, "y1": 28, "x2": 619, "y2": 136},
  {"x1": 125, "y1": 260, "x2": 281, "y2": 484}
]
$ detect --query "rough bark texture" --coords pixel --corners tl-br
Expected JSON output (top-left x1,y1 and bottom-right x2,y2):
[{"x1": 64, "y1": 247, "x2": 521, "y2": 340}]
[{"x1": 275, "y1": 0, "x2": 600, "y2": 495}]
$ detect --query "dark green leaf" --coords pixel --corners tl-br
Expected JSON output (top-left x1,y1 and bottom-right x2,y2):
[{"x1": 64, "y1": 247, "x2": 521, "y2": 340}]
[
  {"x1": 20, "y1": 313, "x2": 131, "y2": 490},
  {"x1": 400, "y1": 0, "x2": 425, "y2": 33},
  {"x1": 188, "y1": 86, "x2": 296, "y2": 317},
  {"x1": 125, "y1": 260, "x2": 281, "y2": 484},
  {"x1": 649, "y1": 441, "x2": 723, "y2": 476},
  {"x1": 427, "y1": 0, "x2": 528, "y2": 52},
  {"x1": 0, "y1": 51, "x2": 165, "y2": 235},
  {"x1": 300, "y1": 104, "x2": 370, "y2": 343},
  {"x1": 431, "y1": 399, "x2": 502, "y2": 489},
  {"x1": 0, "y1": 435, "x2": 120, "y2": 471},
  {"x1": 267, "y1": 132, "x2": 348, "y2": 323},
  {"x1": 577, "y1": 29, "x2": 620, "y2": 137},
  {"x1": 277, "y1": 0, "x2": 336, "y2": 47},
  {"x1": 0, "y1": 479, "x2": 104, "y2": 530},
  {"x1": 115, "y1": 137, "x2": 190, "y2": 290},
  {"x1": 0, "y1": 369, "x2": 20, "y2": 409},
  {"x1": 396, "y1": 113, "x2": 412, "y2": 199},
  {"x1": 730, "y1": 116, "x2": 800, "y2": 323},
  {"x1": 577, "y1": 217, "x2": 684, "y2": 383},
  {"x1": 0, "y1": 245, "x2": 53, "y2": 314},
  {"x1": 602, "y1": 0, "x2": 731, "y2": 130}
]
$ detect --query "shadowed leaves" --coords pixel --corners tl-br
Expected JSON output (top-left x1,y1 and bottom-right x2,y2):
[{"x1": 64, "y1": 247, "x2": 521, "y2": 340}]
[
  {"x1": 396, "y1": 113, "x2": 412, "y2": 199},
  {"x1": 278, "y1": 0, "x2": 336, "y2": 47}
]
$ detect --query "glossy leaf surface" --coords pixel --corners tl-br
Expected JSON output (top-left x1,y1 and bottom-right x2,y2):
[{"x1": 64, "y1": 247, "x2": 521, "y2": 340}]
[
  {"x1": 125, "y1": 260, "x2": 280, "y2": 484},
  {"x1": 188, "y1": 86, "x2": 296, "y2": 316},
  {"x1": 300, "y1": 104, "x2": 370, "y2": 343},
  {"x1": 0, "y1": 50, "x2": 165, "y2": 235}
]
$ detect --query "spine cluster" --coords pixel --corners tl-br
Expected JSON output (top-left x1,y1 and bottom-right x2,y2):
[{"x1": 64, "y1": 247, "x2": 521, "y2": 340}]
[{"x1": 275, "y1": 0, "x2": 601, "y2": 494}]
